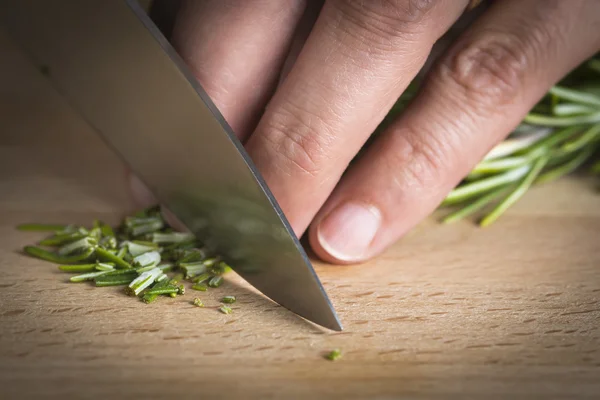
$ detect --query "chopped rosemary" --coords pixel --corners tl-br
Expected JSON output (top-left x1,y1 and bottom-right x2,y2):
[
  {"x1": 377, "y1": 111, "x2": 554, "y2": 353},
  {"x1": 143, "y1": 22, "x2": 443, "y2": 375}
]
[
  {"x1": 325, "y1": 349, "x2": 342, "y2": 361},
  {"x1": 193, "y1": 298, "x2": 204, "y2": 307},
  {"x1": 19, "y1": 206, "x2": 234, "y2": 307},
  {"x1": 191, "y1": 283, "x2": 208, "y2": 291},
  {"x1": 208, "y1": 276, "x2": 224, "y2": 288},
  {"x1": 94, "y1": 273, "x2": 137, "y2": 287},
  {"x1": 221, "y1": 296, "x2": 236, "y2": 304},
  {"x1": 219, "y1": 305, "x2": 233, "y2": 314}
]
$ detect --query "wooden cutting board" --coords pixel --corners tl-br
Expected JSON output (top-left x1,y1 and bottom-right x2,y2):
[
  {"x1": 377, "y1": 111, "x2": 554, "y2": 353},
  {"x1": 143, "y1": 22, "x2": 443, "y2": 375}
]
[{"x1": 1, "y1": 29, "x2": 599, "y2": 400}]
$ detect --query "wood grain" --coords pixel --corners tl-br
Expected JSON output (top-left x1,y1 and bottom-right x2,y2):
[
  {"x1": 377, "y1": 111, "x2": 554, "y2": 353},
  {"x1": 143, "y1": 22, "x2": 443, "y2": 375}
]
[{"x1": 1, "y1": 27, "x2": 599, "y2": 400}]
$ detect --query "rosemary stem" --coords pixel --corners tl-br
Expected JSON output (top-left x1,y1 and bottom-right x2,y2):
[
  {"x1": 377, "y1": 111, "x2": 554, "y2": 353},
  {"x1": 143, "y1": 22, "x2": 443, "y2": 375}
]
[{"x1": 479, "y1": 156, "x2": 550, "y2": 227}]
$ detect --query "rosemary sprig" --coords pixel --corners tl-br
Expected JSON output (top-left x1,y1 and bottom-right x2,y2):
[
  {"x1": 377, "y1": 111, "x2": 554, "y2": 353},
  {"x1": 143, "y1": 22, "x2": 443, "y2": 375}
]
[{"x1": 426, "y1": 56, "x2": 600, "y2": 225}]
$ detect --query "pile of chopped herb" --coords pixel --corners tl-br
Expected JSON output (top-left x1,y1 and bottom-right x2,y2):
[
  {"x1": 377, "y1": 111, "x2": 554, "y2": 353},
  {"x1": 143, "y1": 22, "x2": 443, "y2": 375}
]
[{"x1": 18, "y1": 205, "x2": 233, "y2": 305}]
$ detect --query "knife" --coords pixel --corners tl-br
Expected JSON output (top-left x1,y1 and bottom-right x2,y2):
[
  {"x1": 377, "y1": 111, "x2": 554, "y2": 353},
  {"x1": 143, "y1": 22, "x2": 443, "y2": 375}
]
[{"x1": 0, "y1": 0, "x2": 342, "y2": 331}]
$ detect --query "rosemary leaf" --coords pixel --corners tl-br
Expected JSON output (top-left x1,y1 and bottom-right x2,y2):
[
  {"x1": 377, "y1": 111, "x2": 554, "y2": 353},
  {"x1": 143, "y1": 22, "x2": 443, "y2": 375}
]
[
  {"x1": 549, "y1": 86, "x2": 600, "y2": 107},
  {"x1": 553, "y1": 103, "x2": 598, "y2": 116},
  {"x1": 561, "y1": 124, "x2": 600, "y2": 153},
  {"x1": 442, "y1": 186, "x2": 512, "y2": 224},
  {"x1": 24, "y1": 245, "x2": 94, "y2": 264},
  {"x1": 479, "y1": 156, "x2": 550, "y2": 227},
  {"x1": 57, "y1": 237, "x2": 96, "y2": 256},
  {"x1": 70, "y1": 270, "x2": 111, "y2": 283},
  {"x1": 536, "y1": 146, "x2": 598, "y2": 186},
  {"x1": 472, "y1": 156, "x2": 530, "y2": 174},
  {"x1": 58, "y1": 264, "x2": 97, "y2": 273},
  {"x1": 144, "y1": 286, "x2": 179, "y2": 296},
  {"x1": 39, "y1": 231, "x2": 86, "y2": 247},
  {"x1": 95, "y1": 247, "x2": 132, "y2": 269},
  {"x1": 94, "y1": 273, "x2": 137, "y2": 287},
  {"x1": 443, "y1": 165, "x2": 531, "y2": 206},
  {"x1": 524, "y1": 111, "x2": 600, "y2": 126}
]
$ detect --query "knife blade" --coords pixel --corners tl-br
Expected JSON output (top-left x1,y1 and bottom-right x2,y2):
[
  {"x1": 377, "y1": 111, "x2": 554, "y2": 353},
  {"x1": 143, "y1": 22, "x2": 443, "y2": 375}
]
[{"x1": 0, "y1": 0, "x2": 342, "y2": 331}]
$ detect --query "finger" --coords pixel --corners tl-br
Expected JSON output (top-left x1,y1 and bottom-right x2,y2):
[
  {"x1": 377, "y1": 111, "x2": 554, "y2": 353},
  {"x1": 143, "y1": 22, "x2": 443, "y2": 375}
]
[
  {"x1": 246, "y1": 0, "x2": 469, "y2": 234},
  {"x1": 171, "y1": 0, "x2": 307, "y2": 140},
  {"x1": 308, "y1": 0, "x2": 600, "y2": 263}
]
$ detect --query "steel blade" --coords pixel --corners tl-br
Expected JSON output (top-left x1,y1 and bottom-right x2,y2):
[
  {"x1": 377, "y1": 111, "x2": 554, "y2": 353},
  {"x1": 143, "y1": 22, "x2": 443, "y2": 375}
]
[{"x1": 0, "y1": 0, "x2": 342, "y2": 331}]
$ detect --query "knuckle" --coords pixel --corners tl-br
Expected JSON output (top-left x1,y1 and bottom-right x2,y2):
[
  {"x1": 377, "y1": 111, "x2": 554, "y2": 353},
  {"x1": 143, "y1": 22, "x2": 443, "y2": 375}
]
[
  {"x1": 387, "y1": 127, "x2": 451, "y2": 192},
  {"x1": 259, "y1": 103, "x2": 336, "y2": 177},
  {"x1": 330, "y1": 0, "x2": 438, "y2": 42},
  {"x1": 437, "y1": 32, "x2": 528, "y2": 107}
]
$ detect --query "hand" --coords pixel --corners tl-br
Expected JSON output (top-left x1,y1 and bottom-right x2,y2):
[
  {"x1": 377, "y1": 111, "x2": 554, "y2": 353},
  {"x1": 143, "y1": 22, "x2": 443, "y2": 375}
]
[{"x1": 131, "y1": 0, "x2": 600, "y2": 264}]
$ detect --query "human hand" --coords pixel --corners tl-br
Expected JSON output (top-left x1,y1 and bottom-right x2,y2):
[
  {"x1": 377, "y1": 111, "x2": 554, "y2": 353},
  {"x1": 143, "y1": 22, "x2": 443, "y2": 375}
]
[{"x1": 131, "y1": 0, "x2": 600, "y2": 264}]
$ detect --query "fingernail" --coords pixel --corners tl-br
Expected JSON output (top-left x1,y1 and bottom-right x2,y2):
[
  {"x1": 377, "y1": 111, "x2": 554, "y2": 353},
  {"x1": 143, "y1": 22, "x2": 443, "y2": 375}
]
[
  {"x1": 317, "y1": 202, "x2": 381, "y2": 262},
  {"x1": 128, "y1": 173, "x2": 158, "y2": 207}
]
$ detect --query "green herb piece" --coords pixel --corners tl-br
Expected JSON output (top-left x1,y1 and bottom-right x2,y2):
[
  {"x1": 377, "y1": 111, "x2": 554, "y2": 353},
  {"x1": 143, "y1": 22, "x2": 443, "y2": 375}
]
[
  {"x1": 180, "y1": 261, "x2": 208, "y2": 278},
  {"x1": 24, "y1": 245, "x2": 94, "y2": 264},
  {"x1": 136, "y1": 262, "x2": 172, "y2": 274},
  {"x1": 324, "y1": 349, "x2": 342, "y2": 361},
  {"x1": 124, "y1": 216, "x2": 164, "y2": 237},
  {"x1": 208, "y1": 276, "x2": 224, "y2": 288},
  {"x1": 94, "y1": 262, "x2": 115, "y2": 272},
  {"x1": 123, "y1": 241, "x2": 158, "y2": 257},
  {"x1": 480, "y1": 156, "x2": 550, "y2": 227},
  {"x1": 169, "y1": 273, "x2": 184, "y2": 284},
  {"x1": 191, "y1": 283, "x2": 208, "y2": 291},
  {"x1": 143, "y1": 286, "x2": 179, "y2": 296},
  {"x1": 193, "y1": 298, "x2": 204, "y2": 307},
  {"x1": 70, "y1": 270, "x2": 112, "y2": 283},
  {"x1": 99, "y1": 236, "x2": 117, "y2": 249},
  {"x1": 95, "y1": 247, "x2": 132, "y2": 269},
  {"x1": 16, "y1": 223, "x2": 68, "y2": 232},
  {"x1": 126, "y1": 267, "x2": 164, "y2": 296},
  {"x1": 191, "y1": 272, "x2": 212, "y2": 284},
  {"x1": 591, "y1": 160, "x2": 600, "y2": 174},
  {"x1": 151, "y1": 232, "x2": 195, "y2": 244},
  {"x1": 177, "y1": 248, "x2": 207, "y2": 264},
  {"x1": 210, "y1": 261, "x2": 232, "y2": 275},
  {"x1": 39, "y1": 231, "x2": 86, "y2": 247},
  {"x1": 219, "y1": 305, "x2": 232, "y2": 314},
  {"x1": 132, "y1": 250, "x2": 161, "y2": 268},
  {"x1": 58, "y1": 264, "x2": 97, "y2": 273},
  {"x1": 221, "y1": 296, "x2": 236, "y2": 304},
  {"x1": 141, "y1": 279, "x2": 170, "y2": 303},
  {"x1": 57, "y1": 237, "x2": 96, "y2": 256},
  {"x1": 94, "y1": 273, "x2": 137, "y2": 287}
]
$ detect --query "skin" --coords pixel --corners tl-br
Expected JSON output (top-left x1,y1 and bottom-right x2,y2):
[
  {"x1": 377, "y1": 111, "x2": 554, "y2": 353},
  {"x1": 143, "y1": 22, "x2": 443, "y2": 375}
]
[{"x1": 130, "y1": 0, "x2": 600, "y2": 265}]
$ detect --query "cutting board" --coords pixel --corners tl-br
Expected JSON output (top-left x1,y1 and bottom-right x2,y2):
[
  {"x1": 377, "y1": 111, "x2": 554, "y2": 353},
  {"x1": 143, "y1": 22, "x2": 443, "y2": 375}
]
[{"x1": 1, "y1": 28, "x2": 599, "y2": 400}]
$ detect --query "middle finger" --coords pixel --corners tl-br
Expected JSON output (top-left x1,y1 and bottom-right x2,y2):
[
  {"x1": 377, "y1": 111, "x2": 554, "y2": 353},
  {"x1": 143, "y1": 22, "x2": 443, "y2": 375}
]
[{"x1": 245, "y1": 0, "x2": 470, "y2": 235}]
